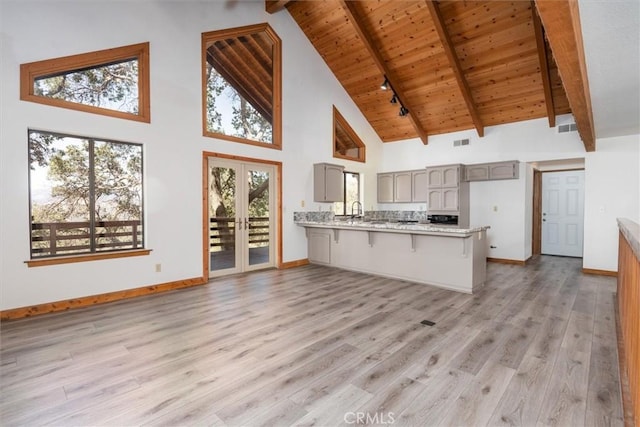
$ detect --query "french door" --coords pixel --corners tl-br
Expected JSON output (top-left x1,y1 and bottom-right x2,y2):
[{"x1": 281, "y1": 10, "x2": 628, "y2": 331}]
[
  {"x1": 541, "y1": 170, "x2": 585, "y2": 257},
  {"x1": 208, "y1": 158, "x2": 276, "y2": 276}
]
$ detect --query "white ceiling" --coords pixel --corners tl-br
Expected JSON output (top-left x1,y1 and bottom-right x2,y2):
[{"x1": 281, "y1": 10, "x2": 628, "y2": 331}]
[{"x1": 579, "y1": 0, "x2": 640, "y2": 139}]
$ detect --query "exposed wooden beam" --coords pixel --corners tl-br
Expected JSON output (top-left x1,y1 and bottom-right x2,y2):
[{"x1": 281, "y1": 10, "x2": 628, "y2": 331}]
[
  {"x1": 531, "y1": 1, "x2": 556, "y2": 128},
  {"x1": 425, "y1": 1, "x2": 484, "y2": 138},
  {"x1": 265, "y1": 0, "x2": 290, "y2": 14},
  {"x1": 535, "y1": 0, "x2": 595, "y2": 151},
  {"x1": 339, "y1": 0, "x2": 429, "y2": 144}
]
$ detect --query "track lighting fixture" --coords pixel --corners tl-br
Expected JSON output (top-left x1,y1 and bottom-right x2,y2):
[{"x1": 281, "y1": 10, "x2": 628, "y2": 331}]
[
  {"x1": 390, "y1": 94, "x2": 398, "y2": 104},
  {"x1": 399, "y1": 106, "x2": 409, "y2": 117},
  {"x1": 380, "y1": 77, "x2": 390, "y2": 91}
]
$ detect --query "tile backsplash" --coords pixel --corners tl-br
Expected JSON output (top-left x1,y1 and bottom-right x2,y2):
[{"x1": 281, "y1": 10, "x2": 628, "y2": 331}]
[{"x1": 294, "y1": 210, "x2": 427, "y2": 222}]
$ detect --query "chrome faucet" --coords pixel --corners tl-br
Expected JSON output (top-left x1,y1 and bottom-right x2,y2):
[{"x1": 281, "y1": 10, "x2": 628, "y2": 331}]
[{"x1": 351, "y1": 201, "x2": 363, "y2": 218}]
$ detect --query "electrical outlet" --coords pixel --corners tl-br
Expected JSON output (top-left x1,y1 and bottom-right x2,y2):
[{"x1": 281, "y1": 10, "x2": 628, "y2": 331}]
[
  {"x1": 301, "y1": 200, "x2": 305, "y2": 208},
  {"x1": 155, "y1": 263, "x2": 161, "y2": 273},
  {"x1": 493, "y1": 205, "x2": 498, "y2": 212}
]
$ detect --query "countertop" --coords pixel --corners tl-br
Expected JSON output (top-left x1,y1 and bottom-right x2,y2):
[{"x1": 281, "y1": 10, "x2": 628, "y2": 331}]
[
  {"x1": 618, "y1": 218, "x2": 640, "y2": 260},
  {"x1": 295, "y1": 219, "x2": 490, "y2": 237}
]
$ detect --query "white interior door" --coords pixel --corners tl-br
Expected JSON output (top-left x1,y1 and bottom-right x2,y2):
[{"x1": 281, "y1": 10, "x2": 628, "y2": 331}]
[
  {"x1": 208, "y1": 158, "x2": 276, "y2": 276},
  {"x1": 541, "y1": 170, "x2": 585, "y2": 257}
]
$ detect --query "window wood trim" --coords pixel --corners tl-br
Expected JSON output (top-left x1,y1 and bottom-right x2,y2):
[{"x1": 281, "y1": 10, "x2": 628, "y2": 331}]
[
  {"x1": 201, "y1": 23, "x2": 282, "y2": 150},
  {"x1": 20, "y1": 42, "x2": 151, "y2": 123},
  {"x1": 25, "y1": 249, "x2": 151, "y2": 268},
  {"x1": 333, "y1": 106, "x2": 366, "y2": 163}
]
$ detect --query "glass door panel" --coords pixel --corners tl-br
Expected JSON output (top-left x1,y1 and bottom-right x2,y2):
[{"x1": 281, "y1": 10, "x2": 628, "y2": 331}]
[
  {"x1": 208, "y1": 162, "x2": 240, "y2": 275},
  {"x1": 246, "y1": 167, "x2": 273, "y2": 268}
]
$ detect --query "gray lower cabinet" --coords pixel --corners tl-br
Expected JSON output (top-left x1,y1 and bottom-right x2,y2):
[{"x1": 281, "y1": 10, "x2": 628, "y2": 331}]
[
  {"x1": 464, "y1": 160, "x2": 519, "y2": 181},
  {"x1": 314, "y1": 163, "x2": 344, "y2": 202},
  {"x1": 307, "y1": 229, "x2": 331, "y2": 264}
]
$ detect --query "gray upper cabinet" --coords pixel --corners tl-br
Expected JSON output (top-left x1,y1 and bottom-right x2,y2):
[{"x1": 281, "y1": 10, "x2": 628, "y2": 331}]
[
  {"x1": 426, "y1": 164, "x2": 469, "y2": 226},
  {"x1": 489, "y1": 161, "x2": 519, "y2": 180},
  {"x1": 464, "y1": 160, "x2": 519, "y2": 181},
  {"x1": 393, "y1": 171, "x2": 412, "y2": 202},
  {"x1": 412, "y1": 169, "x2": 428, "y2": 202},
  {"x1": 314, "y1": 163, "x2": 344, "y2": 202},
  {"x1": 465, "y1": 164, "x2": 489, "y2": 181},
  {"x1": 378, "y1": 169, "x2": 428, "y2": 203},
  {"x1": 377, "y1": 173, "x2": 394, "y2": 203},
  {"x1": 427, "y1": 165, "x2": 460, "y2": 188}
]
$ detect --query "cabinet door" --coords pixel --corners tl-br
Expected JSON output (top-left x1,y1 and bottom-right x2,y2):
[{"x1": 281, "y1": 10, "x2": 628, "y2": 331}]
[
  {"x1": 412, "y1": 170, "x2": 428, "y2": 202},
  {"x1": 427, "y1": 167, "x2": 443, "y2": 187},
  {"x1": 377, "y1": 173, "x2": 394, "y2": 203},
  {"x1": 324, "y1": 165, "x2": 344, "y2": 202},
  {"x1": 489, "y1": 161, "x2": 519, "y2": 180},
  {"x1": 465, "y1": 164, "x2": 489, "y2": 181},
  {"x1": 428, "y1": 189, "x2": 442, "y2": 211},
  {"x1": 442, "y1": 188, "x2": 459, "y2": 210},
  {"x1": 308, "y1": 230, "x2": 331, "y2": 264},
  {"x1": 394, "y1": 172, "x2": 412, "y2": 202},
  {"x1": 441, "y1": 166, "x2": 460, "y2": 187}
]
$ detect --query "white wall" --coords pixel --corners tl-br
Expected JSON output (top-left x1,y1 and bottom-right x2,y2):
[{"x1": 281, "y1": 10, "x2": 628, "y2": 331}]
[
  {"x1": 584, "y1": 135, "x2": 640, "y2": 271},
  {"x1": 0, "y1": 0, "x2": 383, "y2": 310}
]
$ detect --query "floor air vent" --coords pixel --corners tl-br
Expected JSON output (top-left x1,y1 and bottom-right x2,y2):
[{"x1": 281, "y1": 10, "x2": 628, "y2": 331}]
[
  {"x1": 558, "y1": 123, "x2": 578, "y2": 133},
  {"x1": 420, "y1": 320, "x2": 436, "y2": 326}
]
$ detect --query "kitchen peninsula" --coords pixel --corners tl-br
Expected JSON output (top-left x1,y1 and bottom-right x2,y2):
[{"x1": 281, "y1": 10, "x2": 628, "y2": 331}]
[{"x1": 295, "y1": 213, "x2": 489, "y2": 294}]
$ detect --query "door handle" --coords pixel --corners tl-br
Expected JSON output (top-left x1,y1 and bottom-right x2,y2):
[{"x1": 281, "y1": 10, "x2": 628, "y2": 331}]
[
  {"x1": 244, "y1": 217, "x2": 249, "y2": 229},
  {"x1": 236, "y1": 218, "x2": 242, "y2": 230}
]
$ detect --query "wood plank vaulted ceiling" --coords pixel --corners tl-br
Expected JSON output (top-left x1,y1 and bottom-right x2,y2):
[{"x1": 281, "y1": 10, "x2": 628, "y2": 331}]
[{"x1": 267, "y1": 0, "x2": 595, "y2": 151}]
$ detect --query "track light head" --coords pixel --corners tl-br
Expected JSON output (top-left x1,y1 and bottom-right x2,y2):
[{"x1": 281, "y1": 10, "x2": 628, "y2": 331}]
[
  {"x1": 399, "y1": 106, "x2": 409, "y2": 117},
  {"x1": 380, "y1": 77, "x2": 389, "y2": 91},
  {"x1": 390, "y1": 94, "x2": 398, "y2": 104}
]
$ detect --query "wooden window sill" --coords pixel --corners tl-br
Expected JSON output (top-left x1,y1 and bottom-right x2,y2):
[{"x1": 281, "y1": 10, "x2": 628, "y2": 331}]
[{"x1": 25, "y1": 249, "x2": 152, "y2": 267}]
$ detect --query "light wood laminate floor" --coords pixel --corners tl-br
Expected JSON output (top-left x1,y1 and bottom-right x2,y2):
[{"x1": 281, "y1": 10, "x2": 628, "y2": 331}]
[{"x1": 0, "y1": 256, "x2": 623, "y2": 426}]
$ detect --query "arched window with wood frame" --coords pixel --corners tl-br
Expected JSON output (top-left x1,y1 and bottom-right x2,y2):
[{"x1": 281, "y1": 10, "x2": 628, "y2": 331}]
[
  {"x1": 202, "y1": 24, "x2": 282, "y2": 149},
  {"x1": 333, "y1": 106, "x2": 366, "y2": 163}
]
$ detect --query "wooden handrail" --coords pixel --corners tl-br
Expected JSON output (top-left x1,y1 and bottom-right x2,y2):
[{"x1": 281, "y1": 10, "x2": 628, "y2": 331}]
[
  {"x1": 617, "y1": 218, "x2": 640, "y2": 427},
  {"x1": 209, "y1": 216, "x2": 270, "y2": 249},
  {"x1": 31, "y1": 220, "x2": 142, "y2": 257}
]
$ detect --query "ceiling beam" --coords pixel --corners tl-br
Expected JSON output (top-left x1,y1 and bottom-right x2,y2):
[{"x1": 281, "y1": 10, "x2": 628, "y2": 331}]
[
  {"x1": 265, "y1": 0, "x2": 290, "y2": 14},
  {"x1": 531, "y1": 1, "x2": 556, "y2": 128},
  {"x1": 339, "y1": 0, "x2": 429, "y2": 144},
  {"x1": 425, "y1": 1, "x2": 484, "y2": 138},
  {"x1": 534, "y1": 0, "x2": 595, "y2": 151}
]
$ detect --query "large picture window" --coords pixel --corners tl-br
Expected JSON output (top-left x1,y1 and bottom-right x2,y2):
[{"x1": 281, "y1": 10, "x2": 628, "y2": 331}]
[
  {"x1": 28, "y1": 130, "x2": 144, "y2": 259},
  {"x1": 202, "y1": 24, "x2": 282, "y2": 149},
  {"x1": 20, "y1": 43, "x2": 150, "y2": 122}
]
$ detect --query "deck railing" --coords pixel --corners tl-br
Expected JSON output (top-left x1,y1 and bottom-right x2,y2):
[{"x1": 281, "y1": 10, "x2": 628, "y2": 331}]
[
  {"x1": 209, "y1": 216, "x2": 270, "y2": 251},
  {"x1": 31, "y1": 220, "x2": 143, "y2": 257}
]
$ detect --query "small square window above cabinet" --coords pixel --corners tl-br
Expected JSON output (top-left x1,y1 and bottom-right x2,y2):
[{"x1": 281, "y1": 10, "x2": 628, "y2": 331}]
[
  {"x1": 314, "y1": 163, "x2": 344, "y2": 202},
  {"x1": 464, "y1": 161, "x2": 519, "y2": 181}
]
